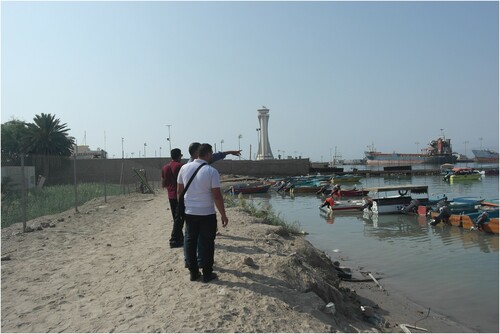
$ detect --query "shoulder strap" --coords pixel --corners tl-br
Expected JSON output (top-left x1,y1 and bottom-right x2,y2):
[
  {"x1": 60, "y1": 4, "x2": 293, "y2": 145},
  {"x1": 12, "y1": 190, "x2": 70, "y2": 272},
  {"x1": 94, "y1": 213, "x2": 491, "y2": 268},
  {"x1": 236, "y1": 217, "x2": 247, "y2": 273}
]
[{"x1": 180, "y1": 162, "x2": 207, "y2": 197}]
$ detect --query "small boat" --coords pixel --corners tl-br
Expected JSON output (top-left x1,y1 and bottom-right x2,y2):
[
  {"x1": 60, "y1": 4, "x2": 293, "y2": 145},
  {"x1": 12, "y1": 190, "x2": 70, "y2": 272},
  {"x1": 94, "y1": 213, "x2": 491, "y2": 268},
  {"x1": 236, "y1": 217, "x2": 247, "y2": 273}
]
[
  {"x1": 443, "y1": 168, "x2": 482, "y2": 182},
  {"x1": 319, "y1": 199, "x2": 367, "y2": 213},
  {"x1": 362, "y1": 185, "x2": 430, "y2": 214},
  {"x1": 429, "y1": 209, "x2": 499, "y2": 234},
  {"x1": 316, "y1": 185, "x2": 369, "y2": 197},
  {"x1": 228, "y1": 183, "x2": 271, "y2": 195},
  {"x1": 331, "y1": 174, "x2": 363, "y2": 183}
]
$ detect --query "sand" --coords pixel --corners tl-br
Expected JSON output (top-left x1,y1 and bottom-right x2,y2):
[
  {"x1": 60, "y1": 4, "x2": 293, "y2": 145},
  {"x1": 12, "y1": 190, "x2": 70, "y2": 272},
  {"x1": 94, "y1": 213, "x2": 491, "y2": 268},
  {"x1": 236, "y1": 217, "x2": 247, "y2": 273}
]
[{"x1": 1, "y1": 183, "x2": 475, "y2": 333}]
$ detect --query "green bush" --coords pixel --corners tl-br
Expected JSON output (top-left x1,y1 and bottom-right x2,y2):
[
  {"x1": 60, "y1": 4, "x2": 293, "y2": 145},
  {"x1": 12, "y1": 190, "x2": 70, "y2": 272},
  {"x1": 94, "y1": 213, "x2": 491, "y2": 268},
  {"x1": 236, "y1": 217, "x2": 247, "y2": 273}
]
[{"x1": 1, "y1": 183, "x2": 123, "y2": 228}]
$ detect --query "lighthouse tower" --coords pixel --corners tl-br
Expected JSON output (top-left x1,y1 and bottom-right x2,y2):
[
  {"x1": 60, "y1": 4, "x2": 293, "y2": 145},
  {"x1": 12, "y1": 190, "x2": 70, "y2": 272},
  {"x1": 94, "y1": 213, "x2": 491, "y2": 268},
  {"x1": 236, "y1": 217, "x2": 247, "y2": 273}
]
[{"x1": 256, "y1": 106, "x2": 274, "y2": 160}]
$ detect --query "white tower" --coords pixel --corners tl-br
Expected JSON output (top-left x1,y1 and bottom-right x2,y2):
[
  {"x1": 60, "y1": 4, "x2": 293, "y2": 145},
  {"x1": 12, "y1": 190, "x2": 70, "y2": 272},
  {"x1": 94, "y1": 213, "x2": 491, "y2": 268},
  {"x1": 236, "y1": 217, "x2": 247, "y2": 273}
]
[{"x1": 256, "y1": 106, "x2": 274, "y2": 160}]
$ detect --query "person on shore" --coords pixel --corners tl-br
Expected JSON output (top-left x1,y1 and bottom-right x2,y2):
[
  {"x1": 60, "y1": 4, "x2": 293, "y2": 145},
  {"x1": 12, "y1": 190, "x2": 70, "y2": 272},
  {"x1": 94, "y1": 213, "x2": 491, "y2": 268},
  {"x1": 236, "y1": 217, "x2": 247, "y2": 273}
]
[
  {"x1": 177, "y1": 143, "x2": 228, "y2": 283},
  {"x1": 169, "y1": 143, "x2": 240, "y2": 249},
  {"x1": 162, "y1": 148, "x2": 183, "y2": 221},
  {"x1": 161, "y1": 148, "x2": 186, "y2": 248}
]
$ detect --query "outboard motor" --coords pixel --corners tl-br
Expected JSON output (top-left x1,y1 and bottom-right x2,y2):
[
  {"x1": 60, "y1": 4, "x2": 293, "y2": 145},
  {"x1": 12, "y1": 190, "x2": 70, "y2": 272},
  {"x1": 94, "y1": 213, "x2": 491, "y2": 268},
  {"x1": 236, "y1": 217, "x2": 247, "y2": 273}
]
[
  {"x1": 430, "y1": 205, "x2": 452, "y2": 226},
  {"x1": 471, "y1": 212, "x2": 489, "y2": 231},
  {"x1": 401, "y1": 199, "x2": 420, "y2": 214}
]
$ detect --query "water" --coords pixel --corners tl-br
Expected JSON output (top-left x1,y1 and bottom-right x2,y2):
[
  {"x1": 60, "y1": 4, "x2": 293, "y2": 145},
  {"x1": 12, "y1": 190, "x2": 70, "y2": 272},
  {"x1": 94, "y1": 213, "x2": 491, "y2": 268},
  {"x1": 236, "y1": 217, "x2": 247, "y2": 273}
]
[{"x1": 250, "y1": 173, "x2": 499, "y2": 332}]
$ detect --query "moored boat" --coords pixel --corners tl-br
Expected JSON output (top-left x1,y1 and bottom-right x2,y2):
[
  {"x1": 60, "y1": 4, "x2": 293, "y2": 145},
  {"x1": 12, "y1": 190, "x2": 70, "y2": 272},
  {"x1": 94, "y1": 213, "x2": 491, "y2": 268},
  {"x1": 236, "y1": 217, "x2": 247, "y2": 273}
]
[
  {"x1": 228, "y1": 183, "x2": 271, "y2": 195},
  {"x1": 331, "y1": 174, "x2": 363, "y2": 183},
  {"x1": 472, "y1": 149, "x2": 499, "y2": 163},
  {"x1": 362, "y1": 185, "x2": 430, "y2": 214},
  {"x1": 443, "y1": 168, "x2": 482, "y2": 182},
  {"x1": 429, "y1": 210, "x2": 499, "y2": 234},
  {"x1": 364, "y1": 136, "x2": 456, "y2": 165}
]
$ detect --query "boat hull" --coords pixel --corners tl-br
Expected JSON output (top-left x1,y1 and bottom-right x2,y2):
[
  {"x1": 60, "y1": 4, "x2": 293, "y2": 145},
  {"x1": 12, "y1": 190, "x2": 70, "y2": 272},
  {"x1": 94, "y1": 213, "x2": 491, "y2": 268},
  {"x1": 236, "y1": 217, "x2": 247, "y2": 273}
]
[
  {"x1": 472, "y1": 149, "x2": 499, "y2": 163},
  {"x1": 430, "y1": 212, "x2": 499, "y2": 234},
  {"x1": 365, "y1": 153, "x2": 456, "y2": 165},
  {"x1": 230, "y1": 184, "x2": 271, "y2": 194}
]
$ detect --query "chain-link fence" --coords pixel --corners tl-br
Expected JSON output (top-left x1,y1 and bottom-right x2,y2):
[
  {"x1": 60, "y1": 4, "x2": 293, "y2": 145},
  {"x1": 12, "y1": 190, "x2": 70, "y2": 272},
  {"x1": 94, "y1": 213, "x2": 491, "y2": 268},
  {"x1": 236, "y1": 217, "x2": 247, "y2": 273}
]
[{"x1": 1, "y1": 154, "x2": 166, "y2": 230}]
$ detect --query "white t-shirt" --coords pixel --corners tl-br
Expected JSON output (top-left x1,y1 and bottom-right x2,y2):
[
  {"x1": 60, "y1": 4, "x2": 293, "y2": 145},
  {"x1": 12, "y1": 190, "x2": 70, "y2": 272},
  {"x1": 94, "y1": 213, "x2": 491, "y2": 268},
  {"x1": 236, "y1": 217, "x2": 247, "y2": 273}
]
[{"x1": 177, "y1": 159, "x2": 221, "y2": 216}]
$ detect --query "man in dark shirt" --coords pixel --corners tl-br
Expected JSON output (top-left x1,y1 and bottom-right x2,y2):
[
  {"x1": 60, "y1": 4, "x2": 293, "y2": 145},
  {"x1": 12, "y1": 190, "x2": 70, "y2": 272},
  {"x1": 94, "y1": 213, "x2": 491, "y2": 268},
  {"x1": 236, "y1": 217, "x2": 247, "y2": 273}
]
[{"x1": 162, "y1": 149, "x2": 184, "y2": 247}]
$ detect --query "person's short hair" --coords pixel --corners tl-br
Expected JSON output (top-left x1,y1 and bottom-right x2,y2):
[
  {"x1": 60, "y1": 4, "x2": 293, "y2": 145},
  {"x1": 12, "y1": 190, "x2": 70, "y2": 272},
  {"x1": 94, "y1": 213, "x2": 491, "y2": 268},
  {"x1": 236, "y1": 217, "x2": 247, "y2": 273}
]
[
  {"x1": 171, "y1": 148, "x2": 182, "y2": 159},
  {"x1": 198, "y1": 143, "x2": 213, "y2": 158},
  {"x1": 189, "y1": 142, "x2": 201, "y2": 156}
]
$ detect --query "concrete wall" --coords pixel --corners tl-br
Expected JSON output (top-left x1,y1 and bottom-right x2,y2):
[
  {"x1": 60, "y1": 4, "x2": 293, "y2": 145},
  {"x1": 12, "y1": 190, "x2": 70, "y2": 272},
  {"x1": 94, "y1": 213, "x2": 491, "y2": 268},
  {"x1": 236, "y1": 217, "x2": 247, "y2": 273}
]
[
  {"x1": 46, "y1": 158, "x2": 310, "y2": 185},
  {"x1": 1, "y1": 166, "x2": 36, "y2": 190}
]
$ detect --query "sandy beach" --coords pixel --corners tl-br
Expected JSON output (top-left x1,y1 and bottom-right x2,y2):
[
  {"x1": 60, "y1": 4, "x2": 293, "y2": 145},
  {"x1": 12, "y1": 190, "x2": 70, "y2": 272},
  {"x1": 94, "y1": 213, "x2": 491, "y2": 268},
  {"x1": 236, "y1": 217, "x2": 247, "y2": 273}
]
[{"x1": 1, "y1": 180, "x2": 475, "y2": 333}]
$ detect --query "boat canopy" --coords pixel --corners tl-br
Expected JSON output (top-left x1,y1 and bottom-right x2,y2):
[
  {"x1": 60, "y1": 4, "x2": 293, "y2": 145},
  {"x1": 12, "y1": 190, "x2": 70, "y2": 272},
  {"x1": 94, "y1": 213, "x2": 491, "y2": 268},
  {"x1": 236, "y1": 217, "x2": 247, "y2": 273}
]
[{"x1": 364, "y1": 185, "x2": 429, "y2": 194}]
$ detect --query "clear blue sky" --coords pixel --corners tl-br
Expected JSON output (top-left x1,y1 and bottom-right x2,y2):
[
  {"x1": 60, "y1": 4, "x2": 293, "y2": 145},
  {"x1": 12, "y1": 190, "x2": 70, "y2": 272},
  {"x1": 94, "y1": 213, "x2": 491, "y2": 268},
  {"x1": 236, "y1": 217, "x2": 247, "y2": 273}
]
[{"x1": 2, "y1": 1, "x2": 499, "y2": 161}]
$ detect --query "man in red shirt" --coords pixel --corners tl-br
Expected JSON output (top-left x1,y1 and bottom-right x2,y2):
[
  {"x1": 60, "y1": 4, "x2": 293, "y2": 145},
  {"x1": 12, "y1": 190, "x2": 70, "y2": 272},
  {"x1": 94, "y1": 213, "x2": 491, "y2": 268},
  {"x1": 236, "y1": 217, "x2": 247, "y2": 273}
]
[{"x1": 162, "y1": 148, "x2": 183, "y2": 221}]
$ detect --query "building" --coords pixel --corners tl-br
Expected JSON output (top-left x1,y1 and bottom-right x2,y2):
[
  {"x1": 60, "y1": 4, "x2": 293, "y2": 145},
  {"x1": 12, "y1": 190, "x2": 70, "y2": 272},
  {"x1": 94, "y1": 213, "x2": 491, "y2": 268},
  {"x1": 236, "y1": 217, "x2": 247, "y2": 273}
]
[{"x1": 73, "y1": 145, "x2": 107, "y2": 159}]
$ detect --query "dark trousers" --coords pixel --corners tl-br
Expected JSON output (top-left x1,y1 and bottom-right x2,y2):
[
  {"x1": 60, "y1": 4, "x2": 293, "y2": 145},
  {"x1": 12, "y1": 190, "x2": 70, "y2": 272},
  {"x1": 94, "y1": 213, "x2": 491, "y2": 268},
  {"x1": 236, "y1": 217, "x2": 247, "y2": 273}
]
[
  {"x1": 169, "y1": 199, "x2": 184, "y2": 247},
  {"x1": 168, "y1": 198, "x2": 178, "y2": 221},
  {"x1": 185, "y1": 214, "x2": 217, "y2": 274}
]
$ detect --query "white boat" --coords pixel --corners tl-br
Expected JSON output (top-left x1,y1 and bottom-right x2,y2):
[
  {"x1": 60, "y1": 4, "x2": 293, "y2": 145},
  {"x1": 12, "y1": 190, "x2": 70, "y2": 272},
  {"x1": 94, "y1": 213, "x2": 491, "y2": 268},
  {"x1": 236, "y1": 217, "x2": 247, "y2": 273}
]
[{"x1": 362, "y1": 185, "x2": 429, "y2": 214}]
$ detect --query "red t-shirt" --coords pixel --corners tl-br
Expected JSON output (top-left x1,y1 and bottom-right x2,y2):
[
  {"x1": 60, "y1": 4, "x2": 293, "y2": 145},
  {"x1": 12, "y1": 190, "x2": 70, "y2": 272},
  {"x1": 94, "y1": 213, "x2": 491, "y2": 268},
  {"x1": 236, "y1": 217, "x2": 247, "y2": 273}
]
[{"x1": 162, "y1": 161, "x2": 183, "y2": 199}]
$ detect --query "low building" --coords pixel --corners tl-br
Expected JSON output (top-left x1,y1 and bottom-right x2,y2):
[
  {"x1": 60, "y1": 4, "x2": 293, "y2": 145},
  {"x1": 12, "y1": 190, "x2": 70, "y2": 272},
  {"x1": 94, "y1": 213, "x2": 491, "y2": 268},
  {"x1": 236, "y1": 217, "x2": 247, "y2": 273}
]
[{"x1": 73, "y1": 145, "x2": 107, "y2": 159}]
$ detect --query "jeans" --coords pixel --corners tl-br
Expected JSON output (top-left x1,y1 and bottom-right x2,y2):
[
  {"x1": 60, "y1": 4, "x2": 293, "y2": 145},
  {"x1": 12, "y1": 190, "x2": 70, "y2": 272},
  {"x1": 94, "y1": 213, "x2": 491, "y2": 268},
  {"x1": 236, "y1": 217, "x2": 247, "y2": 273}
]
[{"x1": 185, "y1": 214, "x2": 217, "y2": 273}]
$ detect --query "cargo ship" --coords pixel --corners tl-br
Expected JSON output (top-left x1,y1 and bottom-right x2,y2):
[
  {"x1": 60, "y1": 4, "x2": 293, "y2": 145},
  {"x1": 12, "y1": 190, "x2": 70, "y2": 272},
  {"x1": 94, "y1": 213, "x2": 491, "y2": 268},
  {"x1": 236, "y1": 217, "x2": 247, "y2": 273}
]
[
  {"x1": 364, "y1": 137, "x2": 456, "y2": 165},
  {"x1": 472, "y1": 149, "x2": 499, "y2": 163}
]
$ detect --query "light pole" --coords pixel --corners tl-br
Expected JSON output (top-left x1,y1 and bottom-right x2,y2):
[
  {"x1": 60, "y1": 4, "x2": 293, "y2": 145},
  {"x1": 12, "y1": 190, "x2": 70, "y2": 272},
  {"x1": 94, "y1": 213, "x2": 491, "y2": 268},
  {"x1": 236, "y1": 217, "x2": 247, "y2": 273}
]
[
  {"x1": 440, "y1": 128, "x2": 445, "y2": 138},
  {"x1": 256, "y1": 128, "x2": 261, "y2": 159},
  {"x1": 479, "y1": 137, "x2": 483, "y2": 149},
  {"x1": 415, "y1": 141, "x2": 420, "y2": 154},
  {"x1": 159, "y1": 147, "x2": 162, "y2": 157},
  {"x1": 166, "y1": 124, "x2": 172, "y2": 153},
  {"x1": 220, "y1": 139, "x2": 224, "y2": 152},
  {"x1": 144, "y1": 143, "x2": 147, "y2": 157},
  {"x1": 238, "y1": 134, "x2": 242, "y2": 159},
  {"x1": 121, "y1": 137, "x2": 124, "y2": 159}
]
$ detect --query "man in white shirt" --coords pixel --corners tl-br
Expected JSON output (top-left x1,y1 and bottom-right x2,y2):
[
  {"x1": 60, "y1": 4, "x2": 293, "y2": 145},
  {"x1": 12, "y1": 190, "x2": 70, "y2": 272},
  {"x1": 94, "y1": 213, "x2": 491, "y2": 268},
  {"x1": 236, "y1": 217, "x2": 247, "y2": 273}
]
[{"x1": 177, "y1": 143, "x2": 228, "y2": 283}]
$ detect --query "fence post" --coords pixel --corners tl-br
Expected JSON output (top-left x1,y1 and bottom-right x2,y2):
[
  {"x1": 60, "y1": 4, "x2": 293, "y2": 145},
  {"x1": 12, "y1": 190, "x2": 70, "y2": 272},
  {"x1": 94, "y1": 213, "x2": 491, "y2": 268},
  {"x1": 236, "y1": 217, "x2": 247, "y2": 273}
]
[
  {"x1": 21, "y1": 154, "x2": 27, "y2": 233},
  {"x1": 73, "y1": 148, "x2": 79, "y2": 213}
]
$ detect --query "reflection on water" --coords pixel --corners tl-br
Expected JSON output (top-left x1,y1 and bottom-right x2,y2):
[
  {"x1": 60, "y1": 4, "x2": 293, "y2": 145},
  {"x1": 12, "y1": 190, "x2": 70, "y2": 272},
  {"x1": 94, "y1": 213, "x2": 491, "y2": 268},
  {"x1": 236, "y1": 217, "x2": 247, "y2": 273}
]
[{"x1": 248, "y1": 174, "x2": 499, "y2": 332}]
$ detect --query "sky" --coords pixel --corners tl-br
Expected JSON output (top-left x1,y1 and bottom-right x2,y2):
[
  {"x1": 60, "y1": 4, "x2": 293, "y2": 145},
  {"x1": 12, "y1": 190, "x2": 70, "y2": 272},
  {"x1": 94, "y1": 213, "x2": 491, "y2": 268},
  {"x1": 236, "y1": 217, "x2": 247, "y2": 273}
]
[{"x1": 1, "y1": 1, "x2": 499, "y2": 162}]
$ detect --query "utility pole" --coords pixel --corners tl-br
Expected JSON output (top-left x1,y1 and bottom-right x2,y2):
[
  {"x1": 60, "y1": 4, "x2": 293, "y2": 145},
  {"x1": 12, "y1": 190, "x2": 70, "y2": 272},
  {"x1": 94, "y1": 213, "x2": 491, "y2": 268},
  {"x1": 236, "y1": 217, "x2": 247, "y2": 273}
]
[{"x1": 166, "y1": 125, "x2": 172, "y2": 154}]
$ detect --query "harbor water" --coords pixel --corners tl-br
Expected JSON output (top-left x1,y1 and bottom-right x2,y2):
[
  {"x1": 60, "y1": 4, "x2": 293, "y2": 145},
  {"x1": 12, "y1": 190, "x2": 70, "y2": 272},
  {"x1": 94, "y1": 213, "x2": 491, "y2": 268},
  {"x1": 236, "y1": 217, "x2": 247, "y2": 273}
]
[{"x1": 249, "y1": 172, "x2": 499, "y2": 332}]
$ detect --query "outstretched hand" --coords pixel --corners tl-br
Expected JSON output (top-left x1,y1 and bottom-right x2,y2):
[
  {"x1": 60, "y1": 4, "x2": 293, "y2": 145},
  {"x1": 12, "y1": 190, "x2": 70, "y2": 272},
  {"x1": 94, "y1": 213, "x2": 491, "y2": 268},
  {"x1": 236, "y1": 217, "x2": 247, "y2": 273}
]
[{"x1": 226, "y1": 150, "x2": 242, "y2": 156}]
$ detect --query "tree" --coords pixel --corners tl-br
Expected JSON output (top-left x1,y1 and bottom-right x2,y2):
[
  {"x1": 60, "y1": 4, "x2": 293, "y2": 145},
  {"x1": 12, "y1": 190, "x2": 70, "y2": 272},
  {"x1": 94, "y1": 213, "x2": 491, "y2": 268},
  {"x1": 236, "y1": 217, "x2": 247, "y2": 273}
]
[
  {"x1": 23, "y1": 113, "x2": 75, "y2": 180},
  {"x1": 1, "y1": 119, "x2": 29, "y2": 165}
]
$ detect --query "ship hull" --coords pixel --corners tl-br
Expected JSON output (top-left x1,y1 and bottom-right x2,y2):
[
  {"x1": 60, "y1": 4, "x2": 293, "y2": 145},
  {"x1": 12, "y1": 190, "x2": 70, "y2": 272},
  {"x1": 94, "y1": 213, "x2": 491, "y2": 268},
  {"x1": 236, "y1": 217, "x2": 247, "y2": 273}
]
[
  {"x1": 472, "y1": 149, "x2": 499, "y2": 163},
  {"x1": 365, "y1": 153, "x2": 456, "y2": 165}
]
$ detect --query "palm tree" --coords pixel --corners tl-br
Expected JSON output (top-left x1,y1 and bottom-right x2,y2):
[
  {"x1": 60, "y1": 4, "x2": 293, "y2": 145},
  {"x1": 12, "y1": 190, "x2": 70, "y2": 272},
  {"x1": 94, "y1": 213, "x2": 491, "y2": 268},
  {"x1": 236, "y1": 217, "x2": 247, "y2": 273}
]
[{"x1": 23, "y1": 113, "x2": 75, "y2": 180}]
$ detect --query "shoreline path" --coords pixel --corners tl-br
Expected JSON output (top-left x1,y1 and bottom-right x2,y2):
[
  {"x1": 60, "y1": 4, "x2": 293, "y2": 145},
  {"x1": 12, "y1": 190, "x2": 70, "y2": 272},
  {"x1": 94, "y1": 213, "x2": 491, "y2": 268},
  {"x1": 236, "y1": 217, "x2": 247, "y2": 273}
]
[{"x1": 1, "y1": 190, "x2": 472, "y2": 332}]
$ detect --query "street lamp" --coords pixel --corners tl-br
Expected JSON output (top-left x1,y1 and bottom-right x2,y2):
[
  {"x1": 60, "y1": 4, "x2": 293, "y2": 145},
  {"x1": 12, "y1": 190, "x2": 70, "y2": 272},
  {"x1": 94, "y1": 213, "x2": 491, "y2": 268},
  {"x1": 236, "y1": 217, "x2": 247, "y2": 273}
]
[
  {"x1": 166, "y1": 124, "x2": 172, "y2": 153},
  {"x1": 159, "y1": 147, "x2": 162, "y2": 157},
  {"x1": 479, "y1": 137, "x2": 483, "y2": 149},
  {"x1": 121, "y1": 137, "x2": 124, "y2": 159},
  {"x1": 144, "y1": 143, "x2": 147, "y2": 157},
  {"x1": 220, "y1": 139, "x2": 224, "y2": 152},
  {"x1": 463, "y1": 140, "x2": 469, "y2": 156},
  {"x1": 238, "y1": 134, "x2": 242, "y2": 160},
  {"x1": 415, "y1": 141, "x2": 420, "y2": 154}
]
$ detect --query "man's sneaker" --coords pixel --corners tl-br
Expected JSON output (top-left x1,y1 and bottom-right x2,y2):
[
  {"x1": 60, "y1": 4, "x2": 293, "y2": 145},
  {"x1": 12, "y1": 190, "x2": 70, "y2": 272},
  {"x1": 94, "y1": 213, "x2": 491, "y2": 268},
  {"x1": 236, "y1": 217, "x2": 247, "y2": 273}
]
[{"x1": 470, "y1": 226, "x2": 478, "y2": 231}]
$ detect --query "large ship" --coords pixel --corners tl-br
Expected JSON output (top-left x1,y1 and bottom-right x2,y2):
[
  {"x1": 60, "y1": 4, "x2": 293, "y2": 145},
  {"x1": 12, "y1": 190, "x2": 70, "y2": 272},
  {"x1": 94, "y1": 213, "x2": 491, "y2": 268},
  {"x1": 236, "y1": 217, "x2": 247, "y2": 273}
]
[
  {"x1": 364, "y1": 137, "x2": 456, "y2": 165},
  {"x1": 472, "y1": 149, "x2": 499, "y2": 163}
]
